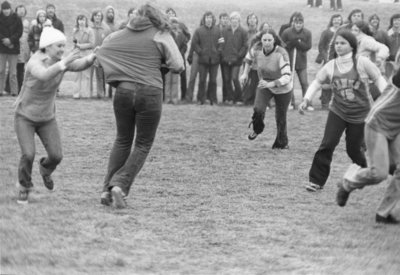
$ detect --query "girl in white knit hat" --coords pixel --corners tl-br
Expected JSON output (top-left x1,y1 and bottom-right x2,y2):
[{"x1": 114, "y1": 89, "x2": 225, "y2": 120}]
[{"x1": 14, "y1": 27, "x2": 96, "y2": 204}]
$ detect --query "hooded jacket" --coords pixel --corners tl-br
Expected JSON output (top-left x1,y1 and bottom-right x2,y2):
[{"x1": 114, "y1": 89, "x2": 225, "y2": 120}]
[
  {"x1": 96, "y1": 16, "x2": 184, "y2": 89},
  {"x1": 0, "y1": 11, "x2": 23, "y2": 54}
]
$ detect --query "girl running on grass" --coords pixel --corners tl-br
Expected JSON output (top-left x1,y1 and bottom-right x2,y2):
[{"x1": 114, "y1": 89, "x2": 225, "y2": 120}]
[{"x1": 298, "y1": 30, "x2": 387, "y2": 192}]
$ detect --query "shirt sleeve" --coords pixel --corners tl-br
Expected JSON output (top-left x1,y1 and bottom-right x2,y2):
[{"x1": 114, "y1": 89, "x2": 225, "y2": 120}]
[
  {"x1": 304, "y1": 61, "x2": 332, "y2": 100},
  {"x1": 154, "y1": 31, "x2": 184, "y2": 73}
]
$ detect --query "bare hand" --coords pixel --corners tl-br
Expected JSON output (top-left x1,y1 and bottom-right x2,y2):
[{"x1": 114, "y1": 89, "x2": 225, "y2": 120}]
[
  {"x1": 298, "y1": 100, "x2": 308, "y2": 115},
  {"x1": 239, "y1": 74, "x2": 248, "y2": 86},
  {"x1": 2, "y1": 38, "x2": 11, "y2": 46},
  {"x1": 62, "y1": 48, "x2": 81, "y2": 66},
  {"x1": 258, "y1": 80, "x2": 274, "y2": 89},
  {"x1": 218, "y1": 37, "x2": 225, "y2": 44}
]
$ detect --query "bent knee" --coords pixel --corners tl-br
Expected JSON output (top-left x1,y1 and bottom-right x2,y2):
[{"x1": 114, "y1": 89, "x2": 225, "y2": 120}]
[{"x1": 369, "y1": 167, "x2": 388, "y2": 183}]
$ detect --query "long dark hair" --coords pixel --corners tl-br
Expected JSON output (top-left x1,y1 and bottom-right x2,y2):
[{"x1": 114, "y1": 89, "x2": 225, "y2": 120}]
[
  {"x1": 75, "y1": 14, "x2": 88, "y2": 29},
  {"x1": 352, "y1": 20, "x2": 373, "y2": 37},
  {"x1": 250, "y1": 29, "x2": 282, "y2": 50},
  {"x1": 334, "y1": 29, "x2": 358, "y2": 71},
  {"x1": 388, "y1": 13, "x2": 400, "y2": 30},
  {"x1": 327, "y1": 14, "x2": 342, "y2": 29},
  {"x1": 136, "y1": 3, "x2": 171, "y2": 32}
]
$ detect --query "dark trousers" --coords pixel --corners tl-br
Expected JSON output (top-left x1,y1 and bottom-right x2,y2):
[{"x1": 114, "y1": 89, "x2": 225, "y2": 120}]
[
  {"x1": 220, "y1": 63, "x2": 228, "y2": 102},
  {"x1": 254, "y1": 89, "x2": 292, "y2": 148},
  {"x1": 15, "y1": 115, "x2": 63, "y2": 189},
  {"x1": 180, "y1": 69, "x2": 187, "y2": 100},
  {"x1": 307, "y1": 0, "x2": 322, "y2": 6},
  {"x1": 197, "y1": 63, "x2": 218, "y2": 104},
  {"x1": 291, "y1": 68, "x2": 309, "y2": 107},
  {"x1": 309, "y1": 111, "x2": 367, "y2": 186},
  {"x1": 103, "y1": 84, "x2": 162, "y2": 195},
  {"x1": 221, "y1": 63, "x2": 242, "y2": 103},
  {"x1": 330, "y1": 0, "x2": 342, "y2": 9},
  {"x1": 242, "y1": 69, "x2": 259, "y2": 106}
]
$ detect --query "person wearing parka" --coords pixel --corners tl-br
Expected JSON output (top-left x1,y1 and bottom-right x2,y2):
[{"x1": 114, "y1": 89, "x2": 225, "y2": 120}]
[
  {"x1": 220, "y1": 12, "x2": 248, "y2": 104},
  {"x1": 0, "y1": 0, "x2": 23, "y2": 96},
  {"x1": 191, "y1": 11, "x2": 220, "y2": 105}
]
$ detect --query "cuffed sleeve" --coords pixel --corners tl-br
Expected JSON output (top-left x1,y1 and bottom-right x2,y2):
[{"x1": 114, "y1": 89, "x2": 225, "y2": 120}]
[{"x1": 154, "y1": 31, "x2": 184, "y2": 73}]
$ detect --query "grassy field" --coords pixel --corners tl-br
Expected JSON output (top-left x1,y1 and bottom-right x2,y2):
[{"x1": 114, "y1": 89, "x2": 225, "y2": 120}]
[
  {"x1": 1, "y1": 0, "x2": 400, "y2": 274},
  {"x1": 1, "y1": 96, "x2": 400, "y2": 274}
]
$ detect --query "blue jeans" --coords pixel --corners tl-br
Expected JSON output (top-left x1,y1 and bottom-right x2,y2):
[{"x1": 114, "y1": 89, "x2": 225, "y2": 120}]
[
  {"x1": 309, "y1": 111, "x2": 367, "y2": 187},
  {"x1": 103, "y1": 84, "x2": 162, "y2": 195},
  {"x1": 14, "y1": 114, "x2": 63, "y2": 189}
]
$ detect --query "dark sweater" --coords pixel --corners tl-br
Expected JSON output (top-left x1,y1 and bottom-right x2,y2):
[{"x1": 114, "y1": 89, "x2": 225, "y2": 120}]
[
  {"x1": 281, "y1": 26, "x2": 312, "y2": 70},
  {"x1": 192, "y1": 24, "x2": 221, "y2": 65},
  {"x1": 0, "y1": 12, "x2": 23, "y2": 54},
  {"x1": 221, "y1": 25, "x2": 248, "y2": 66}
]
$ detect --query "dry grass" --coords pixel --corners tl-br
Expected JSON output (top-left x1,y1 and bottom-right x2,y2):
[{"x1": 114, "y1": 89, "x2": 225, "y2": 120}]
[
  {"x1": 1, "y1": 0, "x2": 400, "y2": 274},
  {"x1": 1, "y1": 96, "x2": 399, "y2": 275}
]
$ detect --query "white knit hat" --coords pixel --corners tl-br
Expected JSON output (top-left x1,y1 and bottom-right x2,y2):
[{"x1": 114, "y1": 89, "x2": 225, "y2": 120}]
[{"x1": 39, "y1": 27, "x2": 66, "y2": 49}]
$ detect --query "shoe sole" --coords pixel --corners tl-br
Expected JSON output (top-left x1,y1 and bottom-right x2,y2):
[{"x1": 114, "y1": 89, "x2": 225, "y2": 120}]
[
  {"x1": 111, "y1": 188, "x2": 127, "y2": 209},
  {"x1": 17, "y1": 200, "x2": 28, "y2": 204}
]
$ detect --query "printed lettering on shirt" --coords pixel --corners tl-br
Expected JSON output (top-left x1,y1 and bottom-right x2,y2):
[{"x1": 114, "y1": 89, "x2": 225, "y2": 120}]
[{"x1": 332, "y1": 77, "x2": 361, "y2": 102}]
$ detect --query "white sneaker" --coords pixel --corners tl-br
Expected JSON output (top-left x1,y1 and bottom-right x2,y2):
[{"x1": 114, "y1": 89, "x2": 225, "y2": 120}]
[
  {"x1": 73, "y1": 93, "x2": 80, "y2": 99},
  {"x1": 111, "y1": 186, "x2": 127, "y2": 209},
  {"x1": 306, "y1": 106, "x2": 315, "y2": 111},
  {"x1": 288, "y1": 105, "x2": 294, "y2": 110}
]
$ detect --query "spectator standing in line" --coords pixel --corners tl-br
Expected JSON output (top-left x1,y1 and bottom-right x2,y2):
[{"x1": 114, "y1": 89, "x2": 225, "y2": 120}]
[
  {"x1": 191, "y1": 11, "x2": 220, "y2": 105},
  {"x1": 335, "y1": 53, "x2": 400, "y2": 224},
  {"x1": 315, "y1": 14, "x2": 343, "y2": 109},
  {"x1": 387, "y1": 14, "x2": 400, "y2": 62},
  {"x1": 217, "y1": 12, "x2": 230, "y2": 103},
  {"x1": 368, "y1": 14, "x2": 391, "y2": 50},
  {"x1": 119, "y1": 8, "x2": 136, "y2": 30},
  {"x1": 220, "y1": 11, "x2": 248, "y2": 104},
  {"x1": 242, "y1": 12, "x2": 259, "y2": 106},
  {"x1": 281, "y1": 12, "x2": 312, "y2": 110},
  {"x1": 15, "y1": 5, "x2": 30, "y2": 94},
  {"x1": 89, "y1": 9, "x2": 110, "y2": 98},
  {"x1": 351, "y1": 20, "x2": 389, "y2": 100},
  {"x1": 298, "y1": 30, "x2": 387, "y2": 192},
  {"x1": 327, "y1": 9, "x2": 364, "y2": 60},
  {"x1": 28, "y1": 10, "x2": 52, "y2": 54},
  {"x1": 330, "y1": 0, "x2": 343, "y2": 11},
  {"x1": 185, "y1": 41, "x2": 199, "y2": 103},
  {"x1": 97, "y1": 3, "x2": 184, "y2": 208},
  {"x1": 72, "y1": 14, "x2": 95, "y2": 99},
  {"x1": 14, "y1": 27, "x2": 96, "y2": 204},
  {"x1": 164, "y1": 16, "x2": 187, "y2": 104},
  {"x1": 307, "y1": 0, "x2": 322, "y2": 8},
  {"x1": 0, "y1": 1, "x2": 22, "y2": 96},
  {"x1": 104, "y1": 5, "x2": 118, "y2": 98},
  {"x1": 166, "y1": 8, "x2": 191, "y2": 102},
  {"x1": 279, "y1": 12, "x2": 296, "y2": 38},
  {"x1": 105, "y1": 6, "x2": 118, "y2": 32},
  {"x1": 240, "y1": 29, "x2": 292, "y2": 149},
  {"x1": 46, "y1": 4, "x2": 64, "y2": 33}
]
